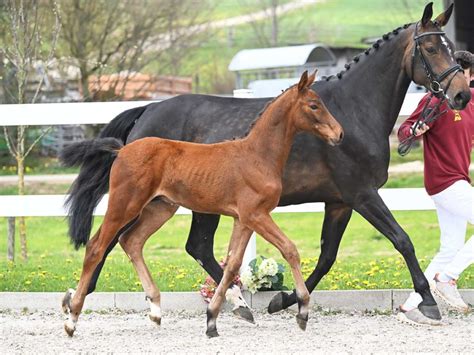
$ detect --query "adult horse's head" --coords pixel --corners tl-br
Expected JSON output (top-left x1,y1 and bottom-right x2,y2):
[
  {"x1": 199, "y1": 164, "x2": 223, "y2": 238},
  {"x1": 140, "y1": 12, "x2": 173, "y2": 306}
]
[
  {"x1": 292, "y1": 70, "x2": 344, "y2": 146},
  {"x1": 406, "y1": 2, "x2": 471, "y2": 110}
]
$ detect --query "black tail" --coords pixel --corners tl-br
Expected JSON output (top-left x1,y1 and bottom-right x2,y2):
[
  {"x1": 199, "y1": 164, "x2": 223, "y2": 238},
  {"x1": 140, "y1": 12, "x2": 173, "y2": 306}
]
[{"x1": 61, "y1": 105, "x2": 147, "y2": 249}]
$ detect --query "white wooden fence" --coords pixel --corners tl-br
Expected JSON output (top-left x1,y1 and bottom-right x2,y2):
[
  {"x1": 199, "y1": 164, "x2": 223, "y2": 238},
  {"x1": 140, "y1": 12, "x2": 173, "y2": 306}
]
[{"x1": 0, "y1": 93, "x2": 432, "y2": 264}]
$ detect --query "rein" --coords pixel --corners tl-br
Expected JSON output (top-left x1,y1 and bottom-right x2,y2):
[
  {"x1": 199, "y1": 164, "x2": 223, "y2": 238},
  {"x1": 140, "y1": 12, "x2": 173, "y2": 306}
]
[{"x1": 398, "y1": 22, "x2": 463, "y2": 156}]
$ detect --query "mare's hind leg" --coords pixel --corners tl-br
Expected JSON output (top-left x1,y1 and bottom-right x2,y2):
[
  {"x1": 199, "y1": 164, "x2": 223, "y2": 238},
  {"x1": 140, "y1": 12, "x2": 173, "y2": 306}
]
[
  {"x1": 269, "y1": 203, "x2": 352, "y2": 313},
  {"x1": 63, "y1": 192, "x2": 151, "y2": 336},
  {"x1": 206, "y1": 219, "x2": 253, "y2": 337},
  {"x1": 242, "y1": 212, "x2": 310, "y2": 330},
  {"x1": 119, "y1": 199, "x2": 178, "y2": 326}
]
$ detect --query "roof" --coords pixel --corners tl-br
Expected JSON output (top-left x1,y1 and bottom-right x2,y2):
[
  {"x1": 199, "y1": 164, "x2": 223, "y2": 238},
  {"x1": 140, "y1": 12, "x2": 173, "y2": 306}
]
[{"x1": 228, "y1": 44, "x2": 336, "y2": 72}]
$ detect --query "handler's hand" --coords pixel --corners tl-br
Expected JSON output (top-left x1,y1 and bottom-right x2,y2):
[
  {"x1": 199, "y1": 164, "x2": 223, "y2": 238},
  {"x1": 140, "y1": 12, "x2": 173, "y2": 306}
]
[{"x1": 411, "y1": 123, "x2": 430, "y2": 136}]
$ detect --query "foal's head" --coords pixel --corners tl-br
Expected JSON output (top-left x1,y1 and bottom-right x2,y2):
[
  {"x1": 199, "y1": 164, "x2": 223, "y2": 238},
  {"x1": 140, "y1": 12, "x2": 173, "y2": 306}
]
[{"x1": 290, "y1": 70, "x2": 343, "y2": 146}]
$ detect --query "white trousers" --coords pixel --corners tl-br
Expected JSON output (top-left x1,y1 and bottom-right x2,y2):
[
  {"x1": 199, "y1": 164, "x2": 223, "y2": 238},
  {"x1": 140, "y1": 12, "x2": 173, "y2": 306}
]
[{"x1": 403, "y1": 180, "x2": 474, "y2": 310}]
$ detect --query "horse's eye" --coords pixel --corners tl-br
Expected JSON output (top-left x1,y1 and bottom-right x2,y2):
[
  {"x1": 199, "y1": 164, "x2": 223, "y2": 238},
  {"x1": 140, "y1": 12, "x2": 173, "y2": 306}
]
[
  {"x1": 425, "y1": 46, "x2": 437, "y2": 54},
  {"x1": 310, "y1": 104, "x2": 318, "y2": 110}
]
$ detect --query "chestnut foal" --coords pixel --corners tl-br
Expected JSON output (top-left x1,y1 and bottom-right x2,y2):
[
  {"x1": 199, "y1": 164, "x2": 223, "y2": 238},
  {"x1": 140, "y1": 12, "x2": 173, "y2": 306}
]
[{"x1": 62, "y1": 70, "x2": 343, "y2": 337}]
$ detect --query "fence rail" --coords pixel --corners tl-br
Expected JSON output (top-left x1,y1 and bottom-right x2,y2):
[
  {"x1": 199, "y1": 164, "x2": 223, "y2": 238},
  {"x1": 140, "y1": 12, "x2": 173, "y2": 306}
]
[
  {"x1": 0, "y1": 188, "x2": 434, "y2": 218},
  {"x1": 0, "y1": 93, "x2": 426, "y2": 126}
]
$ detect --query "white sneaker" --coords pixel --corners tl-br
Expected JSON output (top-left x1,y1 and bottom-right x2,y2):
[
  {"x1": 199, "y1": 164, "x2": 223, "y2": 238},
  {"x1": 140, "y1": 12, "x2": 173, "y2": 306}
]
[
  {"x1": 434, "y1": 276, "x2": 470, "y2": 313},
  {"x1": 396, "y1": 307, "x2": 442, "y2": 326}
]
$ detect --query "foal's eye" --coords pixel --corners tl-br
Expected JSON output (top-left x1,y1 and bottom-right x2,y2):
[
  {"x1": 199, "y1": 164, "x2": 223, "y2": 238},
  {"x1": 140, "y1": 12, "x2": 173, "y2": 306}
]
[{"x1": 310, "y1": 104, "x2": 318, "y2": 110}]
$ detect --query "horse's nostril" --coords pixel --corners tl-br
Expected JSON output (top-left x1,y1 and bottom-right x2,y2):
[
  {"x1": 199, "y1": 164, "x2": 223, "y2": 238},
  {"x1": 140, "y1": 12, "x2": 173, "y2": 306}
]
[
  {"x1": 454, "y1": 91, "x2": 471, "y2": 109},
  {"x1": 339, "y1": 131, "x2": 344, "y2": 142}
]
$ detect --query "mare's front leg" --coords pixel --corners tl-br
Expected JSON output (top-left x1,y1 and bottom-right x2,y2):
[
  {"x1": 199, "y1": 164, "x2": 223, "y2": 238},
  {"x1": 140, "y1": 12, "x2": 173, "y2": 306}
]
[
  {"x1": 269, "y1": 203, "x2": 352, "y2": 313},
  {"x1": 206, "y1": 219, "x2": 253, "y2": 337},
  {"x1": 353, "y1": 189, "x2": 441, "y2": 321},
  {"x1": 185, "y1": 212, "x2": 253, "y2": 322}
]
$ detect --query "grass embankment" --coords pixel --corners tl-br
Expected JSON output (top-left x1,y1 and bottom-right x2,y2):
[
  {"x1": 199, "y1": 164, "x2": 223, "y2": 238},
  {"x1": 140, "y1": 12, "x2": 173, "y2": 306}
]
[{"x1": 150, "y1": 0, "x2": 444, "y2": 93}]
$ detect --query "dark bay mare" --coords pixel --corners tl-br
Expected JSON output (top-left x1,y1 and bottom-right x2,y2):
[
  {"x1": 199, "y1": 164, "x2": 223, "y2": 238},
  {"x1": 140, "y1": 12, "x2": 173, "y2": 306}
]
[
  {"x1": 62, "y1": 3, "x2": 471, "y2": 325},
  {"x1": 61, "y1": 71, "x2": 343, "y2": 337}
]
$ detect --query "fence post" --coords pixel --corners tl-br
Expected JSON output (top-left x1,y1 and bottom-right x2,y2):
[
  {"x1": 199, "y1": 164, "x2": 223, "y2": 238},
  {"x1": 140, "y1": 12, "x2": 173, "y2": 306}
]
[
  {"x1": 233, "y1": 88, "x2": 257, "y2": 273},
  {"x1": 7, "y1": 217, "x2": 15, "y2": 261}
]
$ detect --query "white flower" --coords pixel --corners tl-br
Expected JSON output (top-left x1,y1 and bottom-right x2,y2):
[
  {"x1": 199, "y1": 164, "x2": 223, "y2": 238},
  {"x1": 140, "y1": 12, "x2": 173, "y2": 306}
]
[
  {"x1": 258, "y1": 258, "x2": 279, "y2": 277},
  {"x1": 240, "y1": 266, "x2": 254, "y2": 286}
]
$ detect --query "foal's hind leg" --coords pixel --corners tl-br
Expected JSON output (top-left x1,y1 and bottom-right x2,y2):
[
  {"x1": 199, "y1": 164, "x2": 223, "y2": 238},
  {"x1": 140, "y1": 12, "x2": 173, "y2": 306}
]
[
  {"x1": 63, "y1": 194, "x2": 151, "y2": 336},
  {"x1": 119, "y1": 199, "x2": 178, "y2": 326},
  {"x1": 206, "y1": 219, "x2": 253, "y2": 337}
]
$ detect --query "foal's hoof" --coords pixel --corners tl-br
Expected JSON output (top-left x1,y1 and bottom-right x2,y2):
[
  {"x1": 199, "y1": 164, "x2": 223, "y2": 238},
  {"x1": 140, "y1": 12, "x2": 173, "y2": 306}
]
[
  {"x1": 61, "y1": 288, "x2": 75, "y2": 314},
  {"x1": 233, "y1": 306, "x2": 255, "y2": 324},
  {"x1": 268, "y1": 291, "x2": 289, "y2": 314},
  {"x1": 419, "y1": 304, "x2": 442, "y2": 320},
  {"x1": 295, "y1": 314, "x2": 308, "y2": 331},
  {"x1": 64, "y1": 321, "x2": 76, "y2": 337},
  {"x1": 206, "y1": 329, "x2": 219, "y2": 338},
  {"x1": 148, "y1": 313, "x2": 161, "y2": 326}
]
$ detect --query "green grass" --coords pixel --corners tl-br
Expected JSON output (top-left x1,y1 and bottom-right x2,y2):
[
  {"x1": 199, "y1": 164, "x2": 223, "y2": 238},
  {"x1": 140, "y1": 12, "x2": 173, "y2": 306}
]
[
  {"x1": 1, "y1": 211, "x2": 472, "y2": 292},
  {"x1": 0, "y1": 155, "x2": 78, "y2": 176}
]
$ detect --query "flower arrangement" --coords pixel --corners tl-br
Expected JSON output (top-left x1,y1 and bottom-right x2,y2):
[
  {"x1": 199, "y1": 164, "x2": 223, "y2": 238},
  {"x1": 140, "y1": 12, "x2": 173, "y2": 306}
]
[
  {"x1": 240, "y1": 256, "x2": 286, "y2": 294},
  {"x1": 199, "y1": 262, "x2": 242, "y2": 303}
]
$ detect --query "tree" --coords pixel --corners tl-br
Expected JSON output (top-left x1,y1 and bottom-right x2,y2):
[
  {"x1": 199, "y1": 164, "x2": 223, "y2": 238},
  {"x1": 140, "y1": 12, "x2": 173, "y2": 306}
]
[
  {"x1": 239, "y1": 0, "x2": 281, "y2": 47},
  {"x1": 57, "y1": 0, "x2": 212, "y2": 101},
  {"x1": 0, "y1": 0, "x2": 61, "y2": 260}
]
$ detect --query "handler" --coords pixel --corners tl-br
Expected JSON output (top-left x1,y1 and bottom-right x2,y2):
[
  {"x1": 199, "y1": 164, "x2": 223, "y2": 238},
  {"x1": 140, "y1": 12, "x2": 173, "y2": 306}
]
[{"x1": 397, "y1": 50, "x2": 474, "y2": 325}]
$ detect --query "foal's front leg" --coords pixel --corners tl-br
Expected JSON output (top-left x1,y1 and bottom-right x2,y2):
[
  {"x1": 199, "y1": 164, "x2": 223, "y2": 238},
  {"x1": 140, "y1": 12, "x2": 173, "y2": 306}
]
[
  {"x1": 269, "y1": 203, "x2": 352, "y2": 313},
  {"x1": 243, "y1": 212, "x2": 310, "y2": 330},
  {"x1": 206, "y1": 219, "x2": 253, "y2": 337}
]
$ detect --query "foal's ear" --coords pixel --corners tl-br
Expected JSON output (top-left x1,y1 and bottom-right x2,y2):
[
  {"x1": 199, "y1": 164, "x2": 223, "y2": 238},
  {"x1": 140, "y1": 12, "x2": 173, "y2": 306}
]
[
  {"x1": 307, "y1": 69, "x2": 318, "y2": 87},
  {"x1": 298, "y1": 70, "x2": 309, "y2": 92},
  {"x1": 434, "y1": 3, "x2": 453, "y2": 27},
  {"x1": 421, "y1": 2, "x2": 433, "y2": 27}
]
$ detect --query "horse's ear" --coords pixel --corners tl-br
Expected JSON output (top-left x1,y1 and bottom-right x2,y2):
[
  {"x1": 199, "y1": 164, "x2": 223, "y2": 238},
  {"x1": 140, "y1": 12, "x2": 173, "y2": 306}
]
[
  {"x1": 307, "y1": 69, "x2": 318, "y2": 87},
  {"x1": 421, "y1": 2, "x2": 433, "y2": 27},
  {"x1": 298, "y1": 71, "x2": 309, "y2": 92},
  {"x1": 434, "y1": 3, "x2": 453, "y2": 27}
]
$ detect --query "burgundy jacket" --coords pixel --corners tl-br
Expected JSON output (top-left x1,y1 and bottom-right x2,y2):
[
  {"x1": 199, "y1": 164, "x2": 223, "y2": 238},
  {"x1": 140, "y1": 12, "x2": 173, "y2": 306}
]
[{"x1": 398, "y1": 89, "x2": 474, "y2": 195}]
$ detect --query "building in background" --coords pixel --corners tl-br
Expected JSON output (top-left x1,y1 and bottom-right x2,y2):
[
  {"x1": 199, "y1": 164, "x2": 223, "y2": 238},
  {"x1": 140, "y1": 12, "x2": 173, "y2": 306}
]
[{"x1": 228, "y1": 44, "x2": 337, "y2": 97}]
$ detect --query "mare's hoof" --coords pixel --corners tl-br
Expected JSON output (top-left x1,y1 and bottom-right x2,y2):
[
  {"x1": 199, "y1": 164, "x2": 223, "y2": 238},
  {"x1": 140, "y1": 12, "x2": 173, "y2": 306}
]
[
  {"x1": 148, "y1": 313, "x2": 161, "y2": 326},
  {"x1": 64, "y1": 322, "x2": 76, "y2": 337},
  {"x1": 419, "y1": 304, "x2": 442, "y2": 320},
  {"x1": 233, "y1": 306, "x2": 255, "y2": 324},
  {"x1": 295, "y1": 314, "x2": 308, "y2": 331},
  {"x1": 268, "y1": 291, "x2": 290, "y2": 314},
  {"x1": 61, "y1": 289, "x2": 74, "y2": 314},
  {"x1": 206, "y1": 329, "x2": 219, "y2": 338}
]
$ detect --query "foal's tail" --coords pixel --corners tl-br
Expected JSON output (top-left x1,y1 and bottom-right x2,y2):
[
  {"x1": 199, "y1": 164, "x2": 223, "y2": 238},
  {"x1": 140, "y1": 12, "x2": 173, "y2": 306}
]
[
  {"x1": 61, "y1": 105, "x2": 147, "y2": 249},
  {"x1": 60, "y1": 137, "x2": 124, "y2": 249}
]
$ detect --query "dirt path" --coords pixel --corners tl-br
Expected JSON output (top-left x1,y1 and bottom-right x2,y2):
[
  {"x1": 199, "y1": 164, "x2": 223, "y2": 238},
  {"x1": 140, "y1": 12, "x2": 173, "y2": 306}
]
[{"x1": 1, "y1": 309, "x2": 472, "y2": 353}]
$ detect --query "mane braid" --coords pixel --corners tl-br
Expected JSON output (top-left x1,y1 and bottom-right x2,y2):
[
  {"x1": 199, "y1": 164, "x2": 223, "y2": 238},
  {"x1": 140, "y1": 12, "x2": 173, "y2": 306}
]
[{"x1": 322, "y1": 23, "x2": 413, "y2": 82}]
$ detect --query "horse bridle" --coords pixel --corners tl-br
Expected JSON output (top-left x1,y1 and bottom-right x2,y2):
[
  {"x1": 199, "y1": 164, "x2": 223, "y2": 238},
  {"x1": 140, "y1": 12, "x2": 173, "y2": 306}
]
[
  {"x1": 411, "y1": 21, "x2": 463, "y2": 98},
  {"x1": 398, "y1": 22, "x2": 464, "y2": 156}
]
